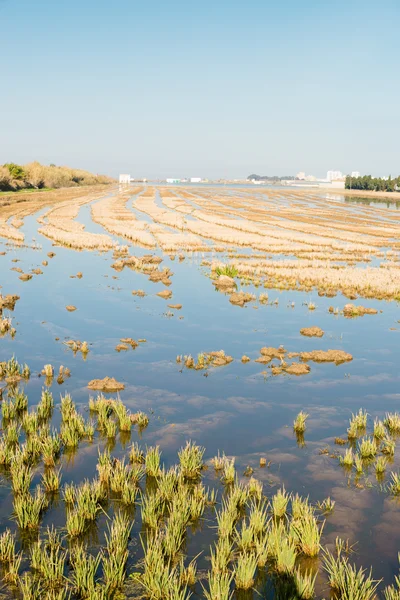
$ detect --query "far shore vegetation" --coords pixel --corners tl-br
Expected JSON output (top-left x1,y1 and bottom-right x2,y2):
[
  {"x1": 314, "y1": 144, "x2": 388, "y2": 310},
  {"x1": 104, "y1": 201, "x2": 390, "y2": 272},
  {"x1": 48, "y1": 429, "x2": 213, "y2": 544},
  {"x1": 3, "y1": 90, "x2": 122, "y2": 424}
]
[
  {"x1": 345, "y1": 174, "x2": 400, "y2": 192},
  {"x1": 0, "y1": 161, "x2": 114, "y2": 192}
]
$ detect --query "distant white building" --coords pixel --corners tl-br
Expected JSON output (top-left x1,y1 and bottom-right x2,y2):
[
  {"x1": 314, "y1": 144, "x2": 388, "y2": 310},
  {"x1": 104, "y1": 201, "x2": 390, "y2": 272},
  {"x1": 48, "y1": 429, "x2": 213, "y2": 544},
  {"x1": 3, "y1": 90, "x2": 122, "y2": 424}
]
[
  {"x1": 327, "y1": 170, "x2": 343, "y2": 181},
  {"x1": 296, "y1": 171, "x2": 306, "y2": 180},
  {"x1": 351, "y1": 171, "x2": 360, "y2": 178},
  {"x1": 166, "y1": 178, "x2": 181, "y2": 184},
  {"x1": 119, "y1": 174, "x2": 131, "y2": 184},
  {"x1": 190, "y1": 177, "x2": 202, "y2": 183}
]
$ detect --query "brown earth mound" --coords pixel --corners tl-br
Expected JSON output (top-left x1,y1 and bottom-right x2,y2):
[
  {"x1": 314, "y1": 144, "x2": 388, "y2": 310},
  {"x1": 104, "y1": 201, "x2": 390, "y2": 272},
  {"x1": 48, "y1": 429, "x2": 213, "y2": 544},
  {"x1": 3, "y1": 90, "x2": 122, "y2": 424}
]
[
  {"x1": 66, "y1": 305, "x2": 77, "y2": 312},
  {"x1": 168, "y1": 304, "x2": 182, "y2": 310},
  {"x1": 87, "y1": 377, "x2": 125, "y2": 392},
  {"x1": 132, "y1": 290, "x2": 146, "y2": 297},
  {"x1": 300, "y1": 350, "x2": 353, "y2": 364},
  {"x1": 260, "y1": 347, "x2": 286, "y2": 358},
  {"x1": 241, "y1": 355, "x2": 251, "y2": 363},
  {"x1": 19, "y1": 274, "x2": 32, "y2": 281},
  {"x1": 284, "y1": 363, "x2": 311, "y2": 375},
  {"x1": 229, "y1": 292, "x2": 255, "y2": 307},
  {"x1": 343, "y1": 304, "x2": 378, "y2": 317},
  {"x1": 0, "y1": 295, "x2": 19, "y2": 311},
  {"x1": 300, "y1": 326, "x2": 324, "y2": 337},
  {"x1": 157, "y1": 289, "x2": 172, "y2": 299},
  {"x1": 213, "y1": 275, "x2": 236, "y2": 288}
]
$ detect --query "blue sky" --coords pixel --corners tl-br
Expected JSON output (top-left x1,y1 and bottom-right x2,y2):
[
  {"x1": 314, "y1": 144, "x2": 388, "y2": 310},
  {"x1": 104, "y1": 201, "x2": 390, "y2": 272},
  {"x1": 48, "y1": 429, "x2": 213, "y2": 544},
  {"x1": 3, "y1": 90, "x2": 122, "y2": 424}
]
[{"x1": 1, "y1": 0, "x2": 399, "y2": 179}]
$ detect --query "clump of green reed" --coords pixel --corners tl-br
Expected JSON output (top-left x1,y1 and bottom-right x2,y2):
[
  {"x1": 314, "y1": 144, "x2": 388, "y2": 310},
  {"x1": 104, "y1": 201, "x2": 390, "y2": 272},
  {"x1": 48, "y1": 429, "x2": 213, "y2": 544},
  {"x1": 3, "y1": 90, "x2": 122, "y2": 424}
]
[
  {"x1": 13, "y1": 485, "x2": 48, "y2": 529},
  {"x1": 157, "y1": 466, "x2": 181, "y2": 501},
  {"x1": 104, "y1": 417, "x2": 117, "y2": 439},
  {"x1": 22, "y1": 410, "x2": 39, "y2": 435},
  {"x1": 275, "y1": 536, "x2": 297, "y2": 575},
  {"x1": 96, "y1": 449, "x2": 112, "y2": 484},
  {"x1": 84, "y1": 419, "x2": 95, "y2": 440},
  {"x1": 291, "y1": 514, "x2": 324, "y2": 557},
  {"x1": 145, "y1": 445, "x2": 162, "y2": 477},
  {"x1": 178, "y1": 440, "x2": 205, "y2": 479},
  {"x1": 249, "y1": 498, "x2": 268, "y2": 535},
  {"x1": 0, "y1": 440, "x2": 13, "y2": 468},
  {"x1": 291, "y1": 493, "x2": 313, "y2": 519},
  {"x1": 340, "y1": 448, "x2": 354, "y2": 467},
  {"x1": 354, "y1": 454, "x2": 364, "y2": 474},
  {"x1": 248, "y1": 476, "x2": 263, "y2": 500},
  {"x1": 37, "y1": 389, "x2": 54, "y2": 421},
  {"x1": 293, "y1": 411, "x2": 309, "y2": 433},
  {"x1": 111, "y1": 399, "x2": 131, "y2": 432},
  {"x1": 3, "y1": 550, "x2": 22, "y2": 586},
  {"x1": 66, "y1": 509, "x2": 86, "y2": 538},
  {"x1": 389, "y1": 472, "x2": 400, "y2": 495},
  {"x1": 203, "y1": 570, "x2": 233, "y2": 600},
  {"x1": 129, "y1": 441, "x2": 145, "y2": 464},
  {"x1": 234, "y1": 519, "x2": 255, "y2": 552},
  {"x1": 316, "y1": 496, "x2": 335, "y2": 514},
  {"x1": 180, "y1": 557, "x2": 197, "y2": 587},
  {"x1": 211, "y1": 451, "x2": 225, "y2": 470},
  {"x1": 10, "y1": 458, "x2": 32, "y2": 495},
  {"x1": 272, "y1": 486, "x2": 289, "y2": 518},
  {"x1": 103, "y1": 513, "x2": 132, "y2": 593},
  {"x1": 214, "y1": 264, "x2": 238, "y2": 278},
  {"x1": 75, "y1": 479, "x2": 105, "y2": 521},
  {"x1": 294, "y1": 568, "x2": 317, "y2": 600},
  {"x1": 70, "y1": 544, "x2": 101, "y2": 598},
  {"x1": 221, "y1": 456, "x2": 235, "y2": 484},
  {"x1": 384, "y1": 413, "x2": 400, "y2": 434},
  {"x1": 375, "y1": 456, "x2": 388, "y2": 474},
  {"x1": 0, "y1": 528, "x2": 16, "y2": 562},
  {"x1": 0, "y1": 356, "x2": 30, "y2": 381},
  {"x1": 41, "y1": 432, "x2": 62, "y2": 467},
  {"x1": 63, "y1": 482, "x2": 77, "y2": 505},
  {"x1": 11, "y1": 388, "x2": 28, "y2": 413},
  {"x1": 2, "y1": 398, "x2": 16, "y2": 421},
  {"x1": 30, "y1": 526, "x2": 66, "y2": 590},
  {"x1": 132, "y1": 411, "x2": 149, "y2": 429},
  {"x1": 141, "y1": 491, "x2": 165, "y2": 529},
  {"x1": 323, "y1": 548, "x2": 380, "y2": 599},
  {"x1": 162, "y1": 512, "x2": 187, "y2": 558},
  {"x1": 234, "y1": 552, "x2": 258, "y2": 589},
  {"x1": 382, "y1": 436, "x2": 396, "y2": 456},
  {"x1": 5, "y1": 421, "x2": 21, "y2": 447},
  {"x1": 18, "y1": 571, "x2": 41, "y2": 598},
  {"x1": 373, "y1": 418, "x2": 386, "y2": 440},
  {"x1": 42, "y1": 467, "x2": 62, "y2": 492},
  {"x1": 216, "y1": 498, "x2": 238, "y2": 540},
  {"x1": 109, "y1": 458, "x2": 131, "y2": 493},
  {"x1": 358, "y1": 436, "x2": 377, "y2": 459},
  {"x1": 347, "y1": 409, "x2": 367, "y2": 439}
]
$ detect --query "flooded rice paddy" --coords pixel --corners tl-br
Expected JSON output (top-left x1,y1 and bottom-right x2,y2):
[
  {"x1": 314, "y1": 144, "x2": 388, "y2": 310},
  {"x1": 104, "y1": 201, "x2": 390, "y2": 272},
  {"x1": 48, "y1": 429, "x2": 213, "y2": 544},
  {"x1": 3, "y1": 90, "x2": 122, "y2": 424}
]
[{"x1": 0, "y1": 184, "x2": 400, "y2": 599}]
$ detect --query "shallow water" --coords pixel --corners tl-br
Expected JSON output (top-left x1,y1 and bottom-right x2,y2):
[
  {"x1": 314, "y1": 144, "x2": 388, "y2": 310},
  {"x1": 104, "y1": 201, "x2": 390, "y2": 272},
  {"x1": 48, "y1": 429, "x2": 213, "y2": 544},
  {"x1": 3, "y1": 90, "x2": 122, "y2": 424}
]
[{"x1": 0, "y1": 188, "x2": 400, "y2": 597}]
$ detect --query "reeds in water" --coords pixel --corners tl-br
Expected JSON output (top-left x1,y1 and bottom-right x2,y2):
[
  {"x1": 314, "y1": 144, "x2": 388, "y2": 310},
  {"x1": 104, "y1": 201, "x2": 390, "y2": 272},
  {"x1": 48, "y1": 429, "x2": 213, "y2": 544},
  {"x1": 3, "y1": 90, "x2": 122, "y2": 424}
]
[{"x1": 293, "y1": 411, "x2": 309, "y2": 433}]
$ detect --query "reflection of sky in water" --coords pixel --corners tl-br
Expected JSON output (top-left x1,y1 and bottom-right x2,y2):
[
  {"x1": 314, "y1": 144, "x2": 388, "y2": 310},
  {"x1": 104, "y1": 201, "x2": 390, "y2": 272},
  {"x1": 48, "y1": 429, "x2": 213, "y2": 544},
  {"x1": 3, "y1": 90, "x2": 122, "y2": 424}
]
[{"x1": 0, "y1": 200, "x2": 400, "y2": 592}]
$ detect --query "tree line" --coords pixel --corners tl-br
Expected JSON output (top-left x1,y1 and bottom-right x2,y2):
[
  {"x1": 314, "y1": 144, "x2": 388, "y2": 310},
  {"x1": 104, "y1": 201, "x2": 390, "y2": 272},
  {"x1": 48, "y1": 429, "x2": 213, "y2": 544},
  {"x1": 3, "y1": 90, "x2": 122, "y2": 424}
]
[
  {"x1": 345, "y1": 174, "x2": 400, "y2": 192},
  {"x1": 0, "y1": 162, "x2": 114, "y2": 192}
]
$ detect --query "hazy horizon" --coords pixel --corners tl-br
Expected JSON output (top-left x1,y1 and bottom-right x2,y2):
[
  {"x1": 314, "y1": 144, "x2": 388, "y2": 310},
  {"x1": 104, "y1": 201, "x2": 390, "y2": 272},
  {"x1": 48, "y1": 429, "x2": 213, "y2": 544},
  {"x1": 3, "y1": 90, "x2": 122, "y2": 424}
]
[{"x1": 1, "y1": 0, "x2": 399, "y2": 180}]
